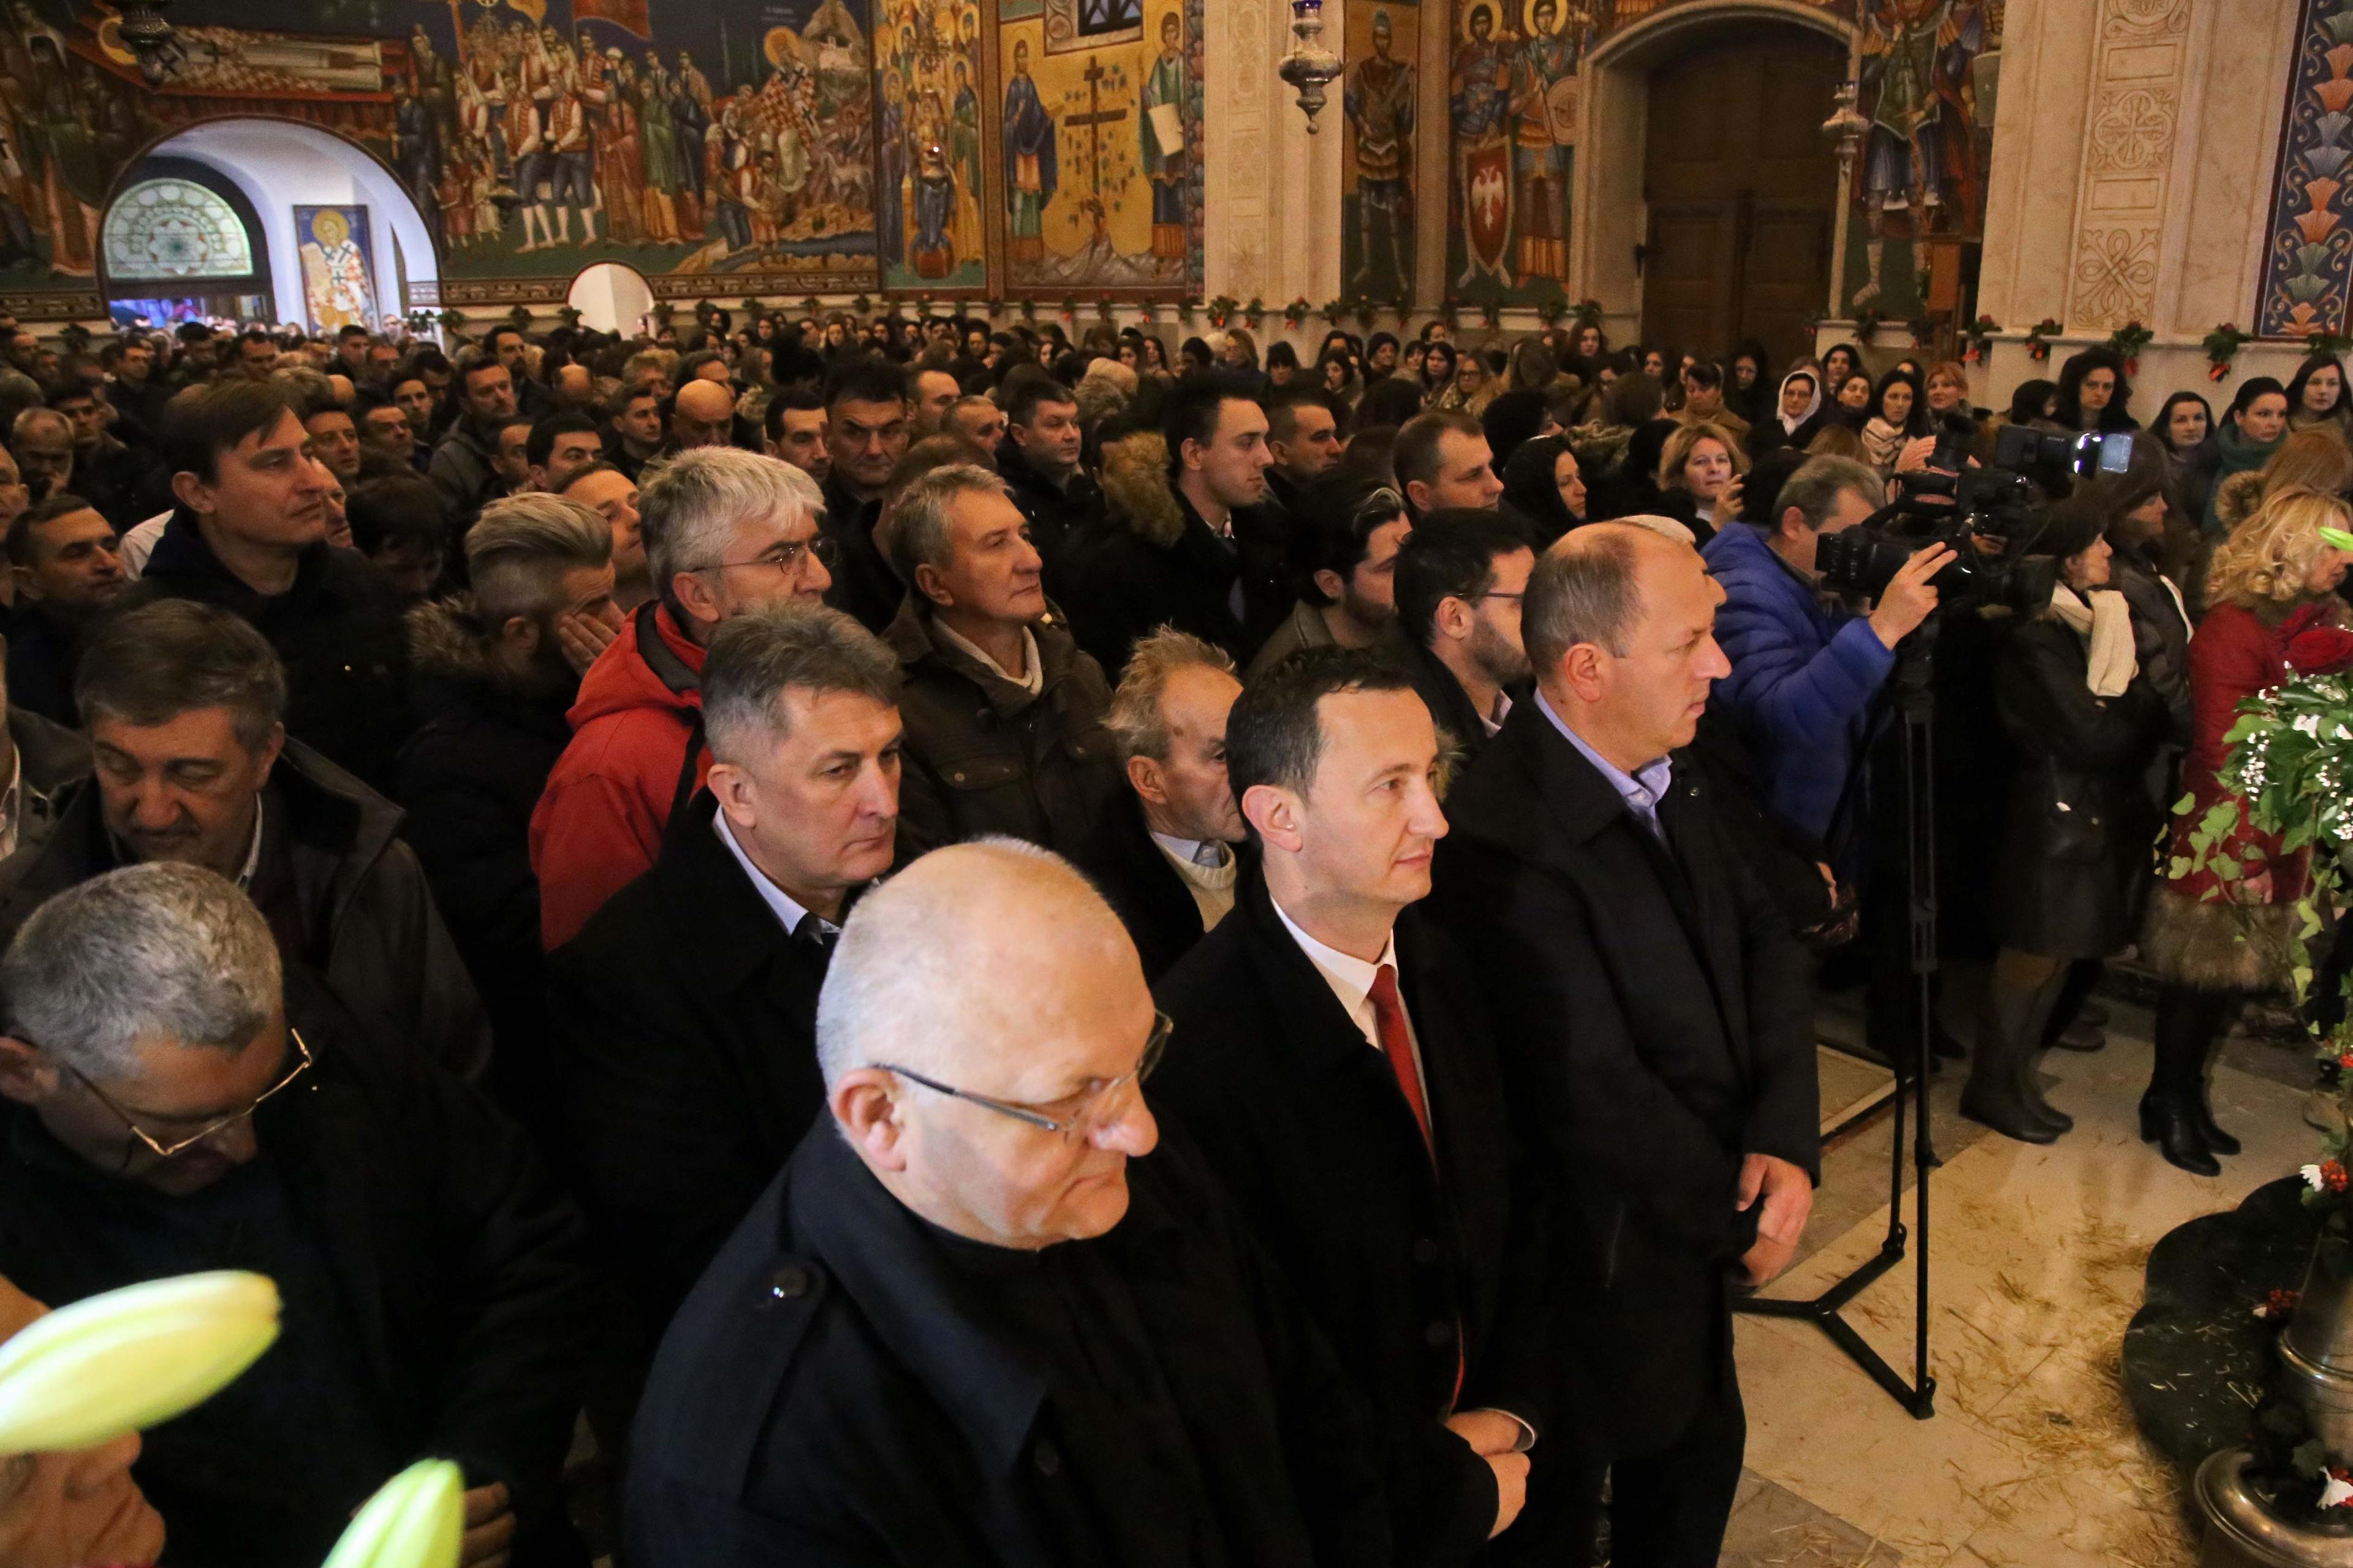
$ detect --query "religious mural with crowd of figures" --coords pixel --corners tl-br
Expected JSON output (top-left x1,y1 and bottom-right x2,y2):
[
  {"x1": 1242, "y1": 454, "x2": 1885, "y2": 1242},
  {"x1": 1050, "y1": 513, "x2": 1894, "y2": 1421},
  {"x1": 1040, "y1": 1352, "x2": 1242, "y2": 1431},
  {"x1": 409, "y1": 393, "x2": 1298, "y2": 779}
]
[{"x1": 0, "y1": 0, "x2": 1200, "y2": 316}]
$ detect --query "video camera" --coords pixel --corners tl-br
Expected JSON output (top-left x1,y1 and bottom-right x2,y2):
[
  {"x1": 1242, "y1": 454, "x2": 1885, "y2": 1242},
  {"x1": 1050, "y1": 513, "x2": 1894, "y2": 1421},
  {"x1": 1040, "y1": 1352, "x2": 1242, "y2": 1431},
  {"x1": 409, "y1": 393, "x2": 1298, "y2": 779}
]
[{"x1": 1814, "y1": 423, "x2": 2133, "y2": 604}]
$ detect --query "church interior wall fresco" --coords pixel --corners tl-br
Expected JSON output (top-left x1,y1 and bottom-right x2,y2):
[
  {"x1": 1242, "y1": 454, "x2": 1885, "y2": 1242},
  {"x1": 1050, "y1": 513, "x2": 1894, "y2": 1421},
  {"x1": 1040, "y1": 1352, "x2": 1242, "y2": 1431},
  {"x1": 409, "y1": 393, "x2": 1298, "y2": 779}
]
[
  {"x1": 0, "y1": 0, "x2": 1203, "y2": 317},
  {"x1": 2259, "y1": 0, "x2": 2353, "y2": 342}
]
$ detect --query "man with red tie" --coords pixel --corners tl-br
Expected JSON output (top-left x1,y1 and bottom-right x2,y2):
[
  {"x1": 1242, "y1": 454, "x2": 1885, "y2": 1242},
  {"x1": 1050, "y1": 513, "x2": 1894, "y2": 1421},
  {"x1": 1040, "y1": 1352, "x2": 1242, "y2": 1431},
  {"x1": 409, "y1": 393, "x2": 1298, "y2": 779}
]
[{"x1": 1151, "y1": 646, "x2": 1555, "y2": 1566}]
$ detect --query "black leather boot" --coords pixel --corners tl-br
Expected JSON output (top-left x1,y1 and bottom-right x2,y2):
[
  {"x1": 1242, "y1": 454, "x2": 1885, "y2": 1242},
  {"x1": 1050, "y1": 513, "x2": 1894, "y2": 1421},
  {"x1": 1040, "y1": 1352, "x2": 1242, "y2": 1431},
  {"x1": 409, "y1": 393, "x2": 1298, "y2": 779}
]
[
  {"x1": 1961, "y1": 995, "x2": 2059, "y2": 1144},
  {"x1": 2140, "y1": 1092, "x2": 2219, "y2": 1176},
  {"x1": 2196, "y1": 1088, "x2": 2241, "y2": 1157},
  {"x1": 1974, "y1": 963, "x2": 2071, "y2": 1137}
]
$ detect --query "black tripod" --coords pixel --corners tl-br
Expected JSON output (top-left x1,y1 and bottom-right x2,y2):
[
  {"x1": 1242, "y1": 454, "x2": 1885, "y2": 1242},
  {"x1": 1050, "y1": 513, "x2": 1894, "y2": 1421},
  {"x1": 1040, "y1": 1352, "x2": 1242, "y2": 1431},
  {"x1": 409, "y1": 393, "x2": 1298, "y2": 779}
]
[{"x1": 1733, "y1": 626, "x2": 1939, "y2": 1421}]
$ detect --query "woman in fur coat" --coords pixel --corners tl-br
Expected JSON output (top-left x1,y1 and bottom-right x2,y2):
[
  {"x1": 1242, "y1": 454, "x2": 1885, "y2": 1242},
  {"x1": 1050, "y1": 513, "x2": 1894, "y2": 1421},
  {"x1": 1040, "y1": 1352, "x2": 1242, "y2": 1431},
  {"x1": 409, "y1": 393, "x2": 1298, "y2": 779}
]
[{"x1": 2140, "y1": 489, "x2": 2353, "y2": 1173}]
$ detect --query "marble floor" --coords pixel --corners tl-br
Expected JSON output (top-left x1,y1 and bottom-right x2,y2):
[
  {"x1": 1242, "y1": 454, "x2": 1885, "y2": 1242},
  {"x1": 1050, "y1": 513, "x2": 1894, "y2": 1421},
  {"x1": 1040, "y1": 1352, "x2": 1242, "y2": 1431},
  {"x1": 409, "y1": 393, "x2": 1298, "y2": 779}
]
[{"x1": 1719, "y1": 988, "x2": 2316, "y2": 1568}]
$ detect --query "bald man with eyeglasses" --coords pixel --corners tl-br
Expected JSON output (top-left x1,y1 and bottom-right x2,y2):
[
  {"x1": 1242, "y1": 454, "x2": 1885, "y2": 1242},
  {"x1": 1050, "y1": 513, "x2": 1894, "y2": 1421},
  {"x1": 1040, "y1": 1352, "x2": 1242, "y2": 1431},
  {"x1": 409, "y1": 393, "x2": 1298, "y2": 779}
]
[{"x1": 627, "y1": 839, "x2": 1392, "y2": 1568}]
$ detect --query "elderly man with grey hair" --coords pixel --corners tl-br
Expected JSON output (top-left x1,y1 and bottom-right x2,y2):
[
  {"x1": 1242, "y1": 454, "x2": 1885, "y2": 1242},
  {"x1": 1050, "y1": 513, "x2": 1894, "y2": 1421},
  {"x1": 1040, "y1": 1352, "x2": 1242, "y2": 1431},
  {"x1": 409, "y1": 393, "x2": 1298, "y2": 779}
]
[
  {"x1": 1072, "y1": 626, "x2": 1246, "y2": 980},
  {"x1": 551, "y1": 602, "x2": 903, "y2": 1393},
  {"x1": 0, "y1": 597, "x2": 490, "y2": 1085},
  {"x1": 884, "y1": 461, "x2": 1121, "y2": 858},
  {"x1": 626, "y1": 839, "x2": 1390, "y2": 1568},
  {"x1": 0, "y1": 862, "x2": 596, "y2": 1568},
  {"x1": 529, "y1": 444, "x2": 836, "y2": 948}
]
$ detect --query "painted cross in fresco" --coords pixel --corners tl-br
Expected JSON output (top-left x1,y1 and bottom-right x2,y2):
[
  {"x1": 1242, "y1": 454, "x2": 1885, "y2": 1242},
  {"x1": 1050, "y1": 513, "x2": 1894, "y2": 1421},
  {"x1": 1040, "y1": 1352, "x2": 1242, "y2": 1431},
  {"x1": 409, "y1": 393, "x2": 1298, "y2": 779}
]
[{"x1": 1067, "y1": 56, "x2": 1129, "y2": 248}]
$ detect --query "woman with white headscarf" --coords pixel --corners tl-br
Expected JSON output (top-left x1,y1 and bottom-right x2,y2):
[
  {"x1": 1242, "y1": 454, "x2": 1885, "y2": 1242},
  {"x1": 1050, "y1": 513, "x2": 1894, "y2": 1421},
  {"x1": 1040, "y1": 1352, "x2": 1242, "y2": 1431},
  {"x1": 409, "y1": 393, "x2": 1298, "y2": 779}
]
[{"x1": 1746, "y1": 366, "x2": 1825, "y2": 460}]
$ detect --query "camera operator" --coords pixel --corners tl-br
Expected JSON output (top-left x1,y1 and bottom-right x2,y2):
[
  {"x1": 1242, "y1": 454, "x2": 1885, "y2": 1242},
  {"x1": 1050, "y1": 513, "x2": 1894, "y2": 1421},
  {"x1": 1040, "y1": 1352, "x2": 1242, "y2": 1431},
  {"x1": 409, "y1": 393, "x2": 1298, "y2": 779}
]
[
  {"x1": 1963, "y1": 504, "x2": 2170, "y2": 1142},
  {"x1": 1702, "y1": 455, "x2": 1950, "y2": 862},
  {"x1": 2142, "y1": 490, "x2": 2353, "y2": 1174}
]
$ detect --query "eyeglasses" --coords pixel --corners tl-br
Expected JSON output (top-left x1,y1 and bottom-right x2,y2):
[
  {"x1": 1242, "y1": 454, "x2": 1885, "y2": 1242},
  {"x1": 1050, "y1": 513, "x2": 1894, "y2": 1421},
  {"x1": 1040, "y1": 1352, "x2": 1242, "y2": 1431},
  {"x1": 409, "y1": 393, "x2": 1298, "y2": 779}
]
[
  {"x1": 872, "y1": 1013, "x2": 1172, "y2": 1141},
  {"x1": 705, "y1": 533, "x2": 838, "y2": 576},
  {"x1": 62, "y1": 1027, "x2": 314, "y2": 1162}
]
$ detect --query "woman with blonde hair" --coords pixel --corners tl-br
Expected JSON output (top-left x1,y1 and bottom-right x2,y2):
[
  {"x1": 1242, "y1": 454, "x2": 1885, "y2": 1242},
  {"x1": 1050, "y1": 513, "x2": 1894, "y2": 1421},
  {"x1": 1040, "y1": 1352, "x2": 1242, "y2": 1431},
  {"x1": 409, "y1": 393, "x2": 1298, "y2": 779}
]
[
  {"x1": 1653, "y1": 419, "x2": 1747, "y2": 545},
  {"x1": 2140, "y1": 488, "x2": 2353, "y2": 1172}
]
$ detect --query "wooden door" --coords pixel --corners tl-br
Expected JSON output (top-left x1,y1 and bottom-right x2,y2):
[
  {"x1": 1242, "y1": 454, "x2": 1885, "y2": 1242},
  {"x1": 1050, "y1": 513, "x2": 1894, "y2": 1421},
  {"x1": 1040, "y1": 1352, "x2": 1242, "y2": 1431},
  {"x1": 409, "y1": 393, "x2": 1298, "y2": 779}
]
[{"x1": 1638, "y1": 29, "x2": 1844, "y2": 371}]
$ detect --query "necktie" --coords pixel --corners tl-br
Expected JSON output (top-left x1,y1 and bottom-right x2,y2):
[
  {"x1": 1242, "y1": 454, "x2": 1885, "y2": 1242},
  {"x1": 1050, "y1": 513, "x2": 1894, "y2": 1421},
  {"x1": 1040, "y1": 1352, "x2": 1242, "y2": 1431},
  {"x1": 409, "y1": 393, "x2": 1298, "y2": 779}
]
[
  {"x1": 793, "y1": 912, "x2": 838, "y2": 968},
  {"x1": 1368, "y1": 963, "x2": 1433, "y2": 1155},
  {"x1": 1370, "y1": 961, "x2": 1463, "y2": 1405}
]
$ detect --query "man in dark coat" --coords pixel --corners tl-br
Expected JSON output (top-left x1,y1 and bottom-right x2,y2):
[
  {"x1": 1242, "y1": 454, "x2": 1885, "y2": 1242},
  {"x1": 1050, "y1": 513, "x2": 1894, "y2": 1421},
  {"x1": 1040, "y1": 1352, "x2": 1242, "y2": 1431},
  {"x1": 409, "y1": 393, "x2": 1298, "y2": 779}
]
[
  {"x1": 551, "y1": 604, "x2": 902, "y2": 1376},
  {"x1": 994, "y1": 367, "x2": 1102, "y2": 572},
  {"x1": 117, "y1": 381, "x2": 414, "y2": 791},
  {"x1": 1066, "y1": 374, "x2": 1286, "y2": 675},
  {"x1": 1154, "y1": 648, "x2": 1546, "y2": 1565},
  {"x1": 1428, "y1": 524, "x2": 1821, "y2": 1567},
  {"x1": 398, "y1": 494, "x2": 624, "y2": 1134},
  {"x1": 885, "y1": 464, "x2": 1122, "y2": 857},
  {"x1": 1393, "y1": 509, "x2": 1537, "y2": 768},
  {"x1": 0, "y1": 863, "x2": 594, "y2": 1568},
  {"x1": 1076, "y1": 626, "x2": 1246, "y2": 980},
  {"x1": 0, "y1": 600, "x2": 491, "y2": 1085},
  {"x1": 819, "y1": 357, "x2": 914, "y2": 633},
  {"x1": 626, "y1": 841, "x2": 1392, "y2": 1568}
]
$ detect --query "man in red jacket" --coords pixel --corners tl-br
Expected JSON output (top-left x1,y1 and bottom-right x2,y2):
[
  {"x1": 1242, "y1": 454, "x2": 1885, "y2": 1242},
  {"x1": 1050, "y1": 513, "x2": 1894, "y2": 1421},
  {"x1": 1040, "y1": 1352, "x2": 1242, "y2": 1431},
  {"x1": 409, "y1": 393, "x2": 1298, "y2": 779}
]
[{"x1": 530, "y1": 447, "x2": 833, "y2": 947}]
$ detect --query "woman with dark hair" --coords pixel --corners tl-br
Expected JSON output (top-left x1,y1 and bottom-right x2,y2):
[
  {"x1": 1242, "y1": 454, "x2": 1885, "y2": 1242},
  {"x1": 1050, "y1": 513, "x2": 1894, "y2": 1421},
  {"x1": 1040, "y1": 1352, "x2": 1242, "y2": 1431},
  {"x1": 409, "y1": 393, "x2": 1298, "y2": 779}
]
[
  {"x1": 1319, "y1": 352, "x2": 1361, "y2": 417},
  {"x1": 1572, "y1": 320, "x2": 1607, "y2": 361},
  {"x1": 1827, "y1": 369, "x2": 1876, "y2": 428},
  {"x1": 2151, "y1": 391, "x2": 2213, "y2": 461},
  {"x1": 1963, "y1": 499, "x2": 2171, "y2": 1142},
  {"x1": 1503, "y1": 338, "x2": 1555, "y2": 394},
  {"x1": 1860, "y1": 368, "x2": 1929, "y2": 475},
  {"x1": 1265, "y1": 340, "x2": 1300, "y2": 387},
  {"x1": 1419, "y1": 340, "x2": 1458, "y2": 402},
  {"x1": 1179, "y1": 335, "x2": 1214, "y2": 372},
  {"x1": 2053, "y1": 346, "x2": 2137, "y2": 432},
  {"x1": 2286, "y1": 351, "x2": 2353, "y2": 441},
  {"x1": 1365, "y1": 331, "x2": 1401, "y2": 378},
  {"x1": 2182, "y1": 376, "x2": 2291, "y2": 532},
  {"x1": 1317, "y1": 330, "x2": 1358, "y2": 368},
  {"x1": 1819, "y1": 341, "x2": 1866, "y2": 392},
  {"x1": 1499, "y1": 432, "x2": 1586, "y2": 543},
  {"x1": 1724, "y1": 338, "x2": 1772, "y2": 426},
  {"x1": 1138, "y1": 334, "x2": 1172, "y2": 376}
]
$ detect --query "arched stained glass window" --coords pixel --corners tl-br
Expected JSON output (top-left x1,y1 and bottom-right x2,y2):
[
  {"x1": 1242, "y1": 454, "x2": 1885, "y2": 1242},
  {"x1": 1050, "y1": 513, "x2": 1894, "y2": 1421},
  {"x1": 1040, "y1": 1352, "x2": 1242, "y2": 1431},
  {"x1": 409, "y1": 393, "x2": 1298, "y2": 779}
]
[{"x1": 103, "y1": 179, "x2": 255, "y2": 281}]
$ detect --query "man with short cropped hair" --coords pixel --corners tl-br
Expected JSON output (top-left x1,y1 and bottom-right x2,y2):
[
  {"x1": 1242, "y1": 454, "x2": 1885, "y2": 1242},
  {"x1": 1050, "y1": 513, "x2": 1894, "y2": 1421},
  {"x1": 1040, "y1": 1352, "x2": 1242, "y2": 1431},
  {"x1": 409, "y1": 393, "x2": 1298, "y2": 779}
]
[
  {"x1": 1246, "y1": 472, "x2": 1411, "y2": 679},
  {"x1": 0, "y1": 861, "x2": 593, "y2": 1568},
  {"x1": 763, "y1": 385, "x2": 829, "y2": 483},
  {"x1": 235, "y1": 329, "x2": 276, "y2": 380},
  {"x1": 1154, "y1": 646, "x2": 1549, "y2": 1566},
  {"x1": 1262, "y1": 385, "x2": 1344, "y2": 513},
  {"x1": 907, "y1": 365, "x2": 961, "y2": 436},
  {"x1": 402, "y1": 493, "x2": 621, "y2": 1125},
  {"x1": 560, "y1": 461, "x2": 650, "y2": 612},
  {"x1": 1075, "y1": 626, "x2": 1245, "y2": 979},
  {"x1": 116, "y1": 380, "x2": 414, "y2": 789},
  {"x1": 0, "y1": 599, "x2": 490, "y2": 1082},
  {"x1": 1430, "y1": 525, "x2": 1821, "y2": 1568},
  {"x1": 1397, "y1": 409, "x2": 1503, "y2": 517},
  {"x1": 819, "y1": 357, "x2": 914, "y2": 631},
  {"x1": 428, "y1": 357, "x2": 521, "y2": 521},
  {"x1": 994, "y1": 366, "x2": 1099, "y2": 565},
  {"x1": 46, "y1": 385, "x2": 154, "y2": 529},
  {"x1": 1068, "y1": 372, "x2": 1278, "y2": 673},
  {"x1": 944, "y1": 393, "x2": 1006, "y2": 450},
  {"x1": 531, "y1": 447, "x2": 835, "y2": 947},
  {"x1": 4, "y1": 496, "x2": 123, "y2": 725},
  {"x1": 1394, "y1": 508, "x2": 1536, "y2": 764},
  {"x1": 526, "y1": 411, "x2": 604, "y2": 493},
  {"x1": 626, "y1": 841, "x2": 1391, "y2": 1568},
  {"x1": 553, "y1": 604, "x2": 902, "y2": 1373},
  {"x1": 298, "y1": 396, "x2": 363, "y2": 485},
  {"x1": 886, "y1": 463, "x2": 1120, "y2": 857},
  {"x1": 487, "y1": 325, "x2": 551, "y2": 418},
  {"x1": 10, "y1": 407, "x2": 72, "y2": 503},
  {"x1": 354, "y1": 389, "x2": 423, "y2": 471},
  {"x1": 607, "y1": 385, "x2": 670, "y2": 481}
]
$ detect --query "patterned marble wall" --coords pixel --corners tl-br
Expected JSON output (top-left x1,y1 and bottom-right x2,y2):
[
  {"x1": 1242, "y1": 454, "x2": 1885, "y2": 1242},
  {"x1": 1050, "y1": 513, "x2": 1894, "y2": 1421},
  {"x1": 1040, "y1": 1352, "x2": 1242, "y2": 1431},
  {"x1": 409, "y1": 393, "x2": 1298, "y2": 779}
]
[
  {"x1": 2257, "y1": 0, "x2": 2353, "y2": 339},
  {"x1": 2058, "y1": 0, "x2": 2189, "y2": 332}
]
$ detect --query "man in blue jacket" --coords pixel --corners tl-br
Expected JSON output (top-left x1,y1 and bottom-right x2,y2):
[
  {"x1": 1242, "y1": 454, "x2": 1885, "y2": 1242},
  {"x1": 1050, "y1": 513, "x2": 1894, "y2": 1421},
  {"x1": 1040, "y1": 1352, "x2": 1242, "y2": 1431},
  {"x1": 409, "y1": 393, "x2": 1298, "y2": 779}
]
[{"x1": 1699, "y1": 455, "x2": 1947, "y2": 857}]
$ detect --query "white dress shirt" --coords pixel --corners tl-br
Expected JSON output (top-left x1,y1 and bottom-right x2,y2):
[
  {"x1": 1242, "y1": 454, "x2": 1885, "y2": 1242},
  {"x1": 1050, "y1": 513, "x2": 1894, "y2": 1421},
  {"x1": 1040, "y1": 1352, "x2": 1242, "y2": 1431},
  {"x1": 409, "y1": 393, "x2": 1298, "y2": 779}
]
[{"x1": 713, "y1": 809, "x2": 835, "y2": 941}]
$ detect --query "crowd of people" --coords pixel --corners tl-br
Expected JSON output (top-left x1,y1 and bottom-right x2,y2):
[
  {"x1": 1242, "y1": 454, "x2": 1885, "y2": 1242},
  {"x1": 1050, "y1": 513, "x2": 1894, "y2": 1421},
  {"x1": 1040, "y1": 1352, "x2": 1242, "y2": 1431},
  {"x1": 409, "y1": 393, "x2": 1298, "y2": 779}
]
[{"x1": 1, "y1": 299, "x2": 2351, "y2": 1568}]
